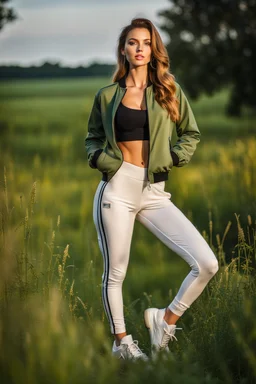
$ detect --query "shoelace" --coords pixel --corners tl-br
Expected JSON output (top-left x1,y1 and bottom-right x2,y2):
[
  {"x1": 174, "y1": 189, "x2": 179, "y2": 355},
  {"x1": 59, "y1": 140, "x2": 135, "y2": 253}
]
[
  {"x1": 127, "y1": 340, "x2": 147, "y2": 358},
  {"x1": 160, "y1": 327, "x2": 183, "y2": 349}
]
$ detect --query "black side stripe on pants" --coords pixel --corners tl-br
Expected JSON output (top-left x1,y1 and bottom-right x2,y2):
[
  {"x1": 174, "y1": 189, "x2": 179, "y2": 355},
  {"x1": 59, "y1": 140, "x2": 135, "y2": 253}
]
[{"x1": 97, "y1": 181, "x2": 115, "y2": 334}]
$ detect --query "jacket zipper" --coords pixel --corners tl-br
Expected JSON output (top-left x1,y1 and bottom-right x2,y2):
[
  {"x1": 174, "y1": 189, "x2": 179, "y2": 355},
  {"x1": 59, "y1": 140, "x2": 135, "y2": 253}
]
[
  {"x1": 146, "y1": 87, "x2": 151, "y2": 190},
  {"x1": 110, "y1": 88, "x2": 125, "y2": 180}
]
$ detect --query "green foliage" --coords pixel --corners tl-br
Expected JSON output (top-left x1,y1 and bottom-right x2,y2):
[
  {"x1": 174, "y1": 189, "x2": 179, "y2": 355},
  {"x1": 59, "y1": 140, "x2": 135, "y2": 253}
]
[
  {"x1": 158, "y1": 0, "x2": 256, "y2": 116},
  {"x1": 0, "y1": 63, "x2": 116, "y2": 80},
  {"x1": 0, "y1": 0, "x2": 18, "y2": 31}
]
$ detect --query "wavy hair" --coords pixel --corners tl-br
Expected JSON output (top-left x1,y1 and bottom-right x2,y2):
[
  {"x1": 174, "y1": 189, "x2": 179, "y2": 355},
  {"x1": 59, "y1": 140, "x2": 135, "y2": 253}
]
[{"x1": 112, "y1": 17, "x2": 180, "y2": 122}]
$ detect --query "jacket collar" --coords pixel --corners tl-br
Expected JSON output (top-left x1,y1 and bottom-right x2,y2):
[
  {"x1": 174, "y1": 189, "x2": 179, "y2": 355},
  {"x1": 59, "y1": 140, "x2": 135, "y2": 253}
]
[{"x1": 117, "y1": 73, "x2": 152, "y2": 89}]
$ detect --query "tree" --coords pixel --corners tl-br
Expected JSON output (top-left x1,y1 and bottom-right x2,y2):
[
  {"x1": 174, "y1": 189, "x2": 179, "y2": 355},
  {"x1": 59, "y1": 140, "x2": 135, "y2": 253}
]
[
  {"x1": 158, "y1": 0, "x2": 256, "y2": 116},
  {"x1": 0, "y1": 0, "x2": 18, "y2": 31}
]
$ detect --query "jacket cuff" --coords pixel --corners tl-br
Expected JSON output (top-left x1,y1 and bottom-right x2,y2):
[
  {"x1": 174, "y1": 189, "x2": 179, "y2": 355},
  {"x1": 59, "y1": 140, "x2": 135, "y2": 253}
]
[
  {"x1": 91, "y1": 149, "x2": 103, "y2": 168},
  {"x1": 171, "y1": 151, "x2": 179, "y2": 166}
]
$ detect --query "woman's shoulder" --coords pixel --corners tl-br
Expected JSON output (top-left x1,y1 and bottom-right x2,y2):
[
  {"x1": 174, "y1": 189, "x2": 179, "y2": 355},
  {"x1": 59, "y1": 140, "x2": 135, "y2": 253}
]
[
  {"x1": 173, "y1": 81, "x2": 188, "y2": 99},
  {"x1": 95, "y1": 80, "x2": 118, "y2": 98},
  {"x1": 174, "y1": 80, "x2": 181, "y2": 94}
]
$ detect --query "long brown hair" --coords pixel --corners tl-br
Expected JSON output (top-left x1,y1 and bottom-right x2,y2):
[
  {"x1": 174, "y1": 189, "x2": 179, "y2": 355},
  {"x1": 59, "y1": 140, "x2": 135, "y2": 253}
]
[{"x1": 112, "y1": 17, "x2": 180, "y2": 122}]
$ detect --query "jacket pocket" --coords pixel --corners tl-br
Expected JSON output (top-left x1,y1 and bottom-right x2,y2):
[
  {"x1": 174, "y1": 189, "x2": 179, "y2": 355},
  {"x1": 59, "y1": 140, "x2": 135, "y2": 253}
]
[
  {"x1": 96, "y1": 150, "x2": 105, "y2": 171},
  {"x1": 96, "y1": 150, "x2": 120, "y2": 173},
  {"x1": 168, "y1": 137, "x2": 174, "y2": 168}
]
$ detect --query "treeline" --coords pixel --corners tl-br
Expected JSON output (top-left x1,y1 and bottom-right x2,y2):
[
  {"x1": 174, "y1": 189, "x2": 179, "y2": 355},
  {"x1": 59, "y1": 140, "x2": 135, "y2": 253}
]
[{"x1": 0, "y1": 61, "x2": 116, "y2": 80}]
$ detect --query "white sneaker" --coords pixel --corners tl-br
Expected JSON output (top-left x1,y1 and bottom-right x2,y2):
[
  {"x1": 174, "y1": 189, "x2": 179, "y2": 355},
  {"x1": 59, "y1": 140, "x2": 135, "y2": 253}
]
[
  {"x1": 112, "y1": 334, "x2": 148, "y2": 361},
  {"x1": 144, "y1": 308, "x2": 182, "y2": 355}
]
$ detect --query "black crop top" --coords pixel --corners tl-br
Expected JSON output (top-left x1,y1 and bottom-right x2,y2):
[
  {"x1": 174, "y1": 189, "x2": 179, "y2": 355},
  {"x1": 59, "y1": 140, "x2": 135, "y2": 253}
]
[{"x1": 114, "y1": 101, "x2": 149, "y2": 142}]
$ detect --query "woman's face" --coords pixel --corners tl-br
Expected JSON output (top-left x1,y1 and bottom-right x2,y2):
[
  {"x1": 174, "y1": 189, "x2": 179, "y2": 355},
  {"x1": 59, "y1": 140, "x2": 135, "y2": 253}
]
[{"x1": 121, "y1": 27, "x2": 152, "y2": 67}]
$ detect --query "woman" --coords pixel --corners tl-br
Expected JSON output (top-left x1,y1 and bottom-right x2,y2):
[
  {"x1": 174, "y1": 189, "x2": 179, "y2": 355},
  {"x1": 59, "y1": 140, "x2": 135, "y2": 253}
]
[{"x1": 85, "y1": 17, "x2": 219, "y2": 361}]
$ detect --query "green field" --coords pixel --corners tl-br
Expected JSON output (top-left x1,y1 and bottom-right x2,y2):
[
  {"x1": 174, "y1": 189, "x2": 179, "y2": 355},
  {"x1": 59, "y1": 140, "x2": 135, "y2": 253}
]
[{"x1": 0, "y1": 77, "x2": 255, "y2": 383}]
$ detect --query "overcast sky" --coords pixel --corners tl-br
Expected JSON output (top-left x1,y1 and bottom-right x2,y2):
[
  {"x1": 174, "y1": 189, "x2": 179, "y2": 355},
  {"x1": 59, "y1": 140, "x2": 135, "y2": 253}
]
[{"x1": 0, "y1": 0, "x2": 171, "y2": 67}]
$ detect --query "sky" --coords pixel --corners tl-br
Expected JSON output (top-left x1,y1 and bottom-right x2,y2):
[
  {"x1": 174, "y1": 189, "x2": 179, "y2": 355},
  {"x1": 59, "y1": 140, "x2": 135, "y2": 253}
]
[{"x1": 0, "y1": 0, "x2": 171, "y2": 67}]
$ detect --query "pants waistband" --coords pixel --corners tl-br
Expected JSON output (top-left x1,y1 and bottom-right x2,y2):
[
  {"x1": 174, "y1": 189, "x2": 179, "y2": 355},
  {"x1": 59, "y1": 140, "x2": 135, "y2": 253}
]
[
  {"x1": 101, "y1": 163, "x2": 169, "y2": 183},
  {"x1": 117, "y1": 161, "x2": 148, "y2": 180}
]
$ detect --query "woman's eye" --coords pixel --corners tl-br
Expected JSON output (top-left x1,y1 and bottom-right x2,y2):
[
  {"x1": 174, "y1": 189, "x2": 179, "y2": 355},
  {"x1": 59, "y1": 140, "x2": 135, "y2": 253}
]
[{"x1": 128, "y1": 42, "x2": 151, "y2": 46}]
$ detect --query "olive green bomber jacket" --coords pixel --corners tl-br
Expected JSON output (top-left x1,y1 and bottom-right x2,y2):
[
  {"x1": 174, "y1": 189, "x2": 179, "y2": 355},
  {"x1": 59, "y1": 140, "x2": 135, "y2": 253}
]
[{"x1": 85, "y1": 74, "x2": 201, "y2": 184}]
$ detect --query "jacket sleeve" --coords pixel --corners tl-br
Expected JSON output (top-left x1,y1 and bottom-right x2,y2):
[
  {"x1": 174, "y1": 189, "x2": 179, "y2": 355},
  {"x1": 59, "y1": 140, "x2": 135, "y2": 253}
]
[
  {"x1": 171, "y1": 83, "x2": 201, "y2": 167},
  {"x1": 84, "y1": 90, "x2": 106, "y2": 169}
]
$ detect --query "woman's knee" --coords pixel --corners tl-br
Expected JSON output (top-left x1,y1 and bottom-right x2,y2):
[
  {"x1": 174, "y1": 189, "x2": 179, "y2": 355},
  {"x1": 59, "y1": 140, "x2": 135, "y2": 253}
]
[
  {"x1": 191, "y1": 252, "x2": 219, "y2": 279},
  {"x1": 201, "y1": 257, "x2": 219, "y2": 278},
  {"x1": 108, "y1": 266, "x2": 127, "y2": 284}
]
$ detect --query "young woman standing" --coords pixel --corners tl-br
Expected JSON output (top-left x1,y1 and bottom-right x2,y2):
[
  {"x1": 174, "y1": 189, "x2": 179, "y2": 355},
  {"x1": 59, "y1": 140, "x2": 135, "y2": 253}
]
[{"x1": 85, "y1": 17, "x2": 218, "y2": 361}]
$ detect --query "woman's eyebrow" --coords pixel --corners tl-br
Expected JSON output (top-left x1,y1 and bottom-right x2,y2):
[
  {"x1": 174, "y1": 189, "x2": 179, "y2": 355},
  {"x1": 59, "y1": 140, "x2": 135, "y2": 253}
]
[{"x1": 128, "y1": 38, "x2": 151, "y2": 41}]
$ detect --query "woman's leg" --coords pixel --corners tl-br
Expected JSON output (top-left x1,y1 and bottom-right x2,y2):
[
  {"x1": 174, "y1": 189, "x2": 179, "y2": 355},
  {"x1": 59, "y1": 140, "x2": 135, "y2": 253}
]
[
  {"x1": 137, "y1": 190, "x2": 219, "y2": 317},
  {"x1": 93, "y1": 180, "x2": 136, "y2": 340},
  {"x1": 138, "y1": 186, "x2": 218, "y2": 352}
]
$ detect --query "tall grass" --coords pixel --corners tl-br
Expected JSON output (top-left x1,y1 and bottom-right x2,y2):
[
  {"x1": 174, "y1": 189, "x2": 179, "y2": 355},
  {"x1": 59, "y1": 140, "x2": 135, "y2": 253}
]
[{"x1": 0, "y1": 169, "x2": 255, "y2": 384}]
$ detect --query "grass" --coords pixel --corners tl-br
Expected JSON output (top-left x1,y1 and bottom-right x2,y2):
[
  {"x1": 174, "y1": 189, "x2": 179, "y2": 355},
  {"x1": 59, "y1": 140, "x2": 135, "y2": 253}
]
[
  {"x1": 0, "y1": 173, "x2": 255, "y2": 383},
  {"x1": 0, "y1": 77, "x2": 255, "y2": 383}
]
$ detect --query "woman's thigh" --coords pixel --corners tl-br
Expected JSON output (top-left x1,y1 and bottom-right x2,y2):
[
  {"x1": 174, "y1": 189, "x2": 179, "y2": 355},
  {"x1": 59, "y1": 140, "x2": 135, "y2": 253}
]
[{"x1": 136, "y1": 200, "x2": 217, "y2": 269}]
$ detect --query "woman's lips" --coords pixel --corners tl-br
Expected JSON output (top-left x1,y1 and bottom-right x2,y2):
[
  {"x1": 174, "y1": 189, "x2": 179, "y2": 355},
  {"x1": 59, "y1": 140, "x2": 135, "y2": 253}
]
[{"x1": 135, "y1": 55, "x2": 144, "y2": 60}]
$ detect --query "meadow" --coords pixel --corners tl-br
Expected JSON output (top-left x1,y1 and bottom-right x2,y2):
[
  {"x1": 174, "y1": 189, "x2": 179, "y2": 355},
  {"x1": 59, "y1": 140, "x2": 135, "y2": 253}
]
[{"x1": 0, "y1": 77, "x2": 255, "y2": 383}]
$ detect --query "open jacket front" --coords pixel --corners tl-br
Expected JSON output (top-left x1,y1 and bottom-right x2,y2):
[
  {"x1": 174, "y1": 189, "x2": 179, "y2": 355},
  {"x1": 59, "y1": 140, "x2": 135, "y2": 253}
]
[{"x1": 85, "y1": 74, "x2": 201, "y2": 184}]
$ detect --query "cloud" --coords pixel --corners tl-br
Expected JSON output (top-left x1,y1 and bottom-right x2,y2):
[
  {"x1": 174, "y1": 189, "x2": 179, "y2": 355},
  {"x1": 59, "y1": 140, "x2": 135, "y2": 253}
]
[
  {"x1": 1, "y1": 1, "x2": 170, "y2": 65},
  {"x1": 1, "y1": 5, "x2": 169, "y2": 43},
  {"x1": 12, "y1": 0, "x2": 165, "y2": 9},
  {"x1": 0, "y1": 34, "x2": 114, "y2": 66}
]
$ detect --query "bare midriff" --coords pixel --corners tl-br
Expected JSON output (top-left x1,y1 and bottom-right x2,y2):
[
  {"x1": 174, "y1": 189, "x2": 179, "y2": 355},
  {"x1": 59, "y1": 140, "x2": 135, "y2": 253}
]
[
  {"x1": 116, "y1": 83, "x2": 149, "y2": 168},
  {"x1": 117, "y1": 140, "x2": 149, "y2": 168}
]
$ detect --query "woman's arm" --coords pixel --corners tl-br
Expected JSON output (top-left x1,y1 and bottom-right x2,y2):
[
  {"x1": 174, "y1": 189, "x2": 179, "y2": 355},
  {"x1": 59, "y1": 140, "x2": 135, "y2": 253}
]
[
  {"x1": 85, "y1": 91, "x2": 106, "y2": 169},
  {"x1": 171, "y1": 83, "x2": 201, "y2": 167}
]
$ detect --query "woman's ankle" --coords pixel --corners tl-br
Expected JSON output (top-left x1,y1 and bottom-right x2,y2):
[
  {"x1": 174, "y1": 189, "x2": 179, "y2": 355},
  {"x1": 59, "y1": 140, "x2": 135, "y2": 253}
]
[
  {"x1": 164, "y1": 307, "x2": 180, "y2": 325},
  {"x1": 114, "y1": 332, "x2": 127, "y2": 346}
]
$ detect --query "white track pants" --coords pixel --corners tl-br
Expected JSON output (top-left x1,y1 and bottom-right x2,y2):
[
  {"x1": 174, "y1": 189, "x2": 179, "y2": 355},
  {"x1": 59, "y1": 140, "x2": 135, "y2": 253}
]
[{"x1": 93, "y1": 161, "x2": 218, "y2": 334}]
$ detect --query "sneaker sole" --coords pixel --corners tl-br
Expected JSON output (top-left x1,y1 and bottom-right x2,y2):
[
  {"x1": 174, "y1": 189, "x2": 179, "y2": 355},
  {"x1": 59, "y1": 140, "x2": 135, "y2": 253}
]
[
  {"x1": 144, "y1": 308, "x2": 158, "y2": 348},
  {"x1": 144, "y1": 308, "x2": 157, "y2": 330}
]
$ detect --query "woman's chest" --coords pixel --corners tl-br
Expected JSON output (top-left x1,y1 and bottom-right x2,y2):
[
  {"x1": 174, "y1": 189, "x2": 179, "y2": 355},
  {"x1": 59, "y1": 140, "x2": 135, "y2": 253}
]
[{"x1": 121, "y1": 87, "x2": 147, "y2": 110}]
